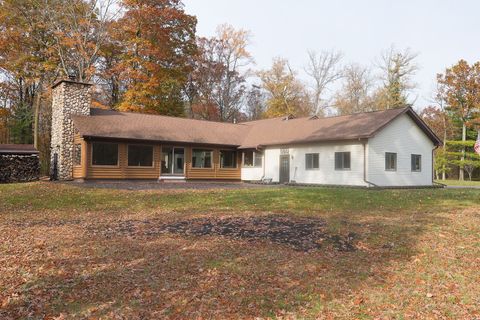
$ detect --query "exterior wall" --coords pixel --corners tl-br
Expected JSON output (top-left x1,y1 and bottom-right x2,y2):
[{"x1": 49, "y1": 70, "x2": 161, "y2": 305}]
[
  {"x1": 185, "y1": 148, "x2": 241, "y2": 180},
  {"x1": 240, "y1": 142, "x2": 367, "y2": 186},
  {"x1": 81, "y1": 140, "x2": 241, "y2": 180},
  {"x1": 51, "y1": 81, "x2": 92, "y2": 180},
  {"x1": 367, "y1": 114, "x2": 434, "y2": 186}
]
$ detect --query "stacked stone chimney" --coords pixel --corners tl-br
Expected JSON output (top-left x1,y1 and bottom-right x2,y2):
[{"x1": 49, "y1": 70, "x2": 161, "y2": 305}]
[{"x1": 50, "y1": 80, "x2": 92, "y2": 180}]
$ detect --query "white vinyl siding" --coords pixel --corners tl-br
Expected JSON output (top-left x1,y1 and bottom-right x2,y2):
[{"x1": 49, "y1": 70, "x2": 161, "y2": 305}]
[{"x1": 367, "y1": 114, "x2": 434, "y2": 186}]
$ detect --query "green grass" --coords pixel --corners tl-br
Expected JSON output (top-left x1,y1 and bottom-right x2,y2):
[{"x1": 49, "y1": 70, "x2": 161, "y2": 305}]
[
  {"x1": 1, "y1": 182, "x2": 479, "y2": 319},
  {"x1": 436, "y1": 179, "x2": 480, "y2": 187}
]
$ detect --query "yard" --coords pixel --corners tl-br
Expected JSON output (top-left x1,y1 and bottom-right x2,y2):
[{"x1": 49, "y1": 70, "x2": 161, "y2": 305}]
[{"x1": 0, "y1": 182, "x2": 479, "y2": 319}]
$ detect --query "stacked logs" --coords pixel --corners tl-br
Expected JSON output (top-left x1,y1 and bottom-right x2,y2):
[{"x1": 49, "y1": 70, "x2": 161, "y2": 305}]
[{"x1": 0, "y1": 154, "x2": 40, "y2": 183}]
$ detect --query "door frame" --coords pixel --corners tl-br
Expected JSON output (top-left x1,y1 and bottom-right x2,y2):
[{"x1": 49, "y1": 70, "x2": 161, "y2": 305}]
[
  {"x1": 279, "y1": 154, "x2": 290, "y2": 184},
  {"x1": 161, "y1": 146, "x2": 185, "y2": 176}
]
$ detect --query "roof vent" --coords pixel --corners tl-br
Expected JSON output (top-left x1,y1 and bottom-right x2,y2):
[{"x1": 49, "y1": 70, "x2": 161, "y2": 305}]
[{"x1": 282, "y1": 114, "x2": 295, "y2": 121}]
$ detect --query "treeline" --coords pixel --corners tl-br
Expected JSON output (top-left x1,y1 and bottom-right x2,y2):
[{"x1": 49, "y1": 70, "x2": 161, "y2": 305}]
[{"x1": 0, "y1": 0, "x2": 479, "y2": 179}]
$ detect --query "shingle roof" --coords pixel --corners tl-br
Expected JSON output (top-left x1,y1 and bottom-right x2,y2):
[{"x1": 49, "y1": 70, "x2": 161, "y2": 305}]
[
  {"x1": 0, "y1": 144, "x2": 38, "y2": 154},
  {"x1": 72, "y1": 108, "x2": 249, "y2": 146},
  {"x1": 72, "y1": 107, "x2": 442, "y2": 148}
]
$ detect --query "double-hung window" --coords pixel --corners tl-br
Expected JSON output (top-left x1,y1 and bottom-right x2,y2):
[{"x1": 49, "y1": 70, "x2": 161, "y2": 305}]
[
  {"x1": 305, "y1": 153, "x2": 319, "y2": 170},
  {"x1": 411, "y1": 154, "x2": 421, "y2": 172},
  {"x1": 334, "y1": 152, "x2": 351, "y2": 170},
  {"x1": 385, "y1": 152, "x2": 397, "y2": 171}
]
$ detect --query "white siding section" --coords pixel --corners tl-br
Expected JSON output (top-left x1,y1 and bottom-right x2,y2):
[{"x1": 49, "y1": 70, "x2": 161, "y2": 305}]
[
  {"x1": 241, "y1": 167, "x2": 264, "y2": 181},
  {"x1": 241, "y1": 142, "x2": 367, "y2": 186},
  {"x1": 367, "y1": 114, "x2": 434, "y2": 186}
]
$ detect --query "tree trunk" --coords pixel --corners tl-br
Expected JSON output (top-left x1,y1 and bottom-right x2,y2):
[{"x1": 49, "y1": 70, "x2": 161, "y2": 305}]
[
  {"x1": 442, "y1": 119, "x2": 447, "y2": 180},
  {"x1": 459, "y1": 122, "x2": 466, "y2": 181},
  {"x1": 33, "y1": 81, "x2": 43, "y2": 149}
]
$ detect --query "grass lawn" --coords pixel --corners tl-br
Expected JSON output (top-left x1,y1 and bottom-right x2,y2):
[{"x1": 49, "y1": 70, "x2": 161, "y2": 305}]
[
  {"x1": 1, "y1": 182, "x2": 479, "y2": 319},
  {"x1": 436, "y1": 179, "x2": 480, "y2": 187}
]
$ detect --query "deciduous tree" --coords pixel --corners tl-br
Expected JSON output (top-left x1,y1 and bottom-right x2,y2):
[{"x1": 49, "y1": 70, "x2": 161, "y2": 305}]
[
  {"x1": 374, "y1": 46, "x2": 418, "y2": 109},
  {"x1": 259, "y1": 58, "x2": 311, "y2": 117},
  {"x1": 116, "y1": 0, "x2": 197, "y2": 116},
  {"x1": 334, "y1": 64, "x2": 373, "y2": 115},
  {"x1": 437, "y1": 59, "x2": 480, "y2": 180},
  {"x1": 304, "y1": 49, "x2": 343, "y2": 116}
]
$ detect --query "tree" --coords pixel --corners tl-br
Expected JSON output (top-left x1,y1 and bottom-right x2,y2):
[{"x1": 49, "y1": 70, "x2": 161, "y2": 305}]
[
  {"x1": 374, "y1": 46, "x2": 418, "y2": 109},
  {"x1": 334, "y1": 64, "x2": 374, "y2": 115},
  {"x1": 245, "y1": 85, "x2": 266, "y2": 120},
  {"x1": 304, "y1": 49, "x2": 343, "y2": 116},
  {"x1": 258, "y1": 58, "x2": 311, "y2": 117},
  {"x1": 437, "y1": 60, "x2": 480, "y2": 180},
  {"x1": 420, "y1": 105, "x2": 453, "y2": 180},
  {"x1": 188, "y1": 24, "x2": 253, "y2": 122},
  {"x1": 116, "y1": 0, "x2": 197, "y2": 116}
]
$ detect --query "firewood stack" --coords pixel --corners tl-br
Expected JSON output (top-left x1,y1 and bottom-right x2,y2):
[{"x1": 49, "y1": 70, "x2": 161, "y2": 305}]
[{"x1": 0, "y1": 145, "x2": 40, "y2": 183}]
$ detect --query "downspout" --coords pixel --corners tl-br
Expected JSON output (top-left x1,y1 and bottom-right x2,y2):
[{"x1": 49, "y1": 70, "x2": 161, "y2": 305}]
[
  {"x1": 432, "y1": 145, "x2": 442, "y2": 186},
  {"x1": 362, "y1": 141, "x2": 377, "y2": 188}
]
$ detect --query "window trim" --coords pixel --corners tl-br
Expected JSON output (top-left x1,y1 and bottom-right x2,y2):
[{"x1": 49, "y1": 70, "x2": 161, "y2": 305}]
[
  {"x1": 411, "y1": 154, "x2": 422, "y2": 172},
  {"x1": 219, "y1": 150, "x2": 237, "y2": 169},
  {"x1": 334, "y1": 151, "x2": 351, "y2": 171},
  {"x1": 127, "y1": 144, "x2": 155, "y2": 168},
  {"x1": 73, "y1": 143, "x2": 82, "y2": 167},
  {"x1": 385, "y1": 152, "x2": 397, "y2": 171},
  {"x1": 191, "y1": 148, "x2": 214, "y2": 169},
  {"x1": 305, "y1": 153, "x2": 320, "y2": 170},
  {"x1": 242, "y1": 150, "x2": 263, "y2": 168},
  {"x1": 90, "y1": 142, "x2": 120, "y2": 167}
]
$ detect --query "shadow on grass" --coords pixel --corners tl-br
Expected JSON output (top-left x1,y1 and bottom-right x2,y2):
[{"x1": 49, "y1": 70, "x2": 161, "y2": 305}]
[{"x1": 0, "y1": 208, "x2": 448, "y2": 319}]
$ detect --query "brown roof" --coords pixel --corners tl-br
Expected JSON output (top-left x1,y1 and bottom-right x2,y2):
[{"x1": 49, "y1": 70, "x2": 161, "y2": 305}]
[
  {"x1": 72, "y1": 108, "x2": 249, "y2": 146},
  {"x1": 72, "y1": 107, "x2": 442, "y2": 148},
  {"x1": 0, "y1": 144, "x2": 38, "y2": 154}
]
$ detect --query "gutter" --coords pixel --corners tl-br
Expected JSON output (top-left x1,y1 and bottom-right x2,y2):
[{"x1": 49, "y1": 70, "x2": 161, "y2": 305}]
[{"x1": 362, "y1": 141, "x2": 378, "y2": 188}]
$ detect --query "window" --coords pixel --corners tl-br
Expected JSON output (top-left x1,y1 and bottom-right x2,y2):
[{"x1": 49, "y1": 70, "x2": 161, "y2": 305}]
[
  {"x1": 92, "y1": 142, "x2": 118, "y2": 166},
  {"x1": 128, "y1": 145, "x2": 153, "y2": 167},
  {"x1": 305, "y1": 153, "x2": 319, "y2": 170},
  {"x1": 192, "y1": 149, "x2": 213, "y2": 168},
  {"x1": 334, "y1": 152, "x2": 351, "y2": 170},
  {"x1": 220, "y1": 150, "x2": 237, "y2": 168},
  {"x1": 254, "y1": 152, "x2": 263, "y2": 167},
  {"x1": 74, "y1": 144, "x2": 81, "y2": 166},
  {"x1": 411, "y1": 154, "x2": 421, "y2": 172},
  {"x1": 385, "y1": 152, "x2": 397, "y2": 171},
  {"x1": 242, "y1": 151, "x2": 263, "y2": 167}
]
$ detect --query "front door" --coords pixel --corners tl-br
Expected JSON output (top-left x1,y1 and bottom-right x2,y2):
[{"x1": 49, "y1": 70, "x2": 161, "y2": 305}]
[{"x1": 279, "y1": 155, "x2": 290, "y2": 184}]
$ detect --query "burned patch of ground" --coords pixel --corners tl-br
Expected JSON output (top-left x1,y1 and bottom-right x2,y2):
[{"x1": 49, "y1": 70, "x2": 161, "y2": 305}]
[{"x1": 89, "y1": 215, "x2": 357, "y2": 252}]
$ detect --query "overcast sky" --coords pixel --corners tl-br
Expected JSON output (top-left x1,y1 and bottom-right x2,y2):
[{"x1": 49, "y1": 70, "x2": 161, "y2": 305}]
[{"x1": 183, "y1": 0, "x2": 480, "y2": 110}]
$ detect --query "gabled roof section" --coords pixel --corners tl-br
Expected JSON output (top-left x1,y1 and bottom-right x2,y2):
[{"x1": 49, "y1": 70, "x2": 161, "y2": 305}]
[
  {"x1": 238, "y1": 107, "x2": 442, "y2": 148},
  {"x1": 72, "y1": 107, "x2": 442, "y2": 148},
  {"x1": 72, "y1": 108, "x2": 249, "y2": 146}
]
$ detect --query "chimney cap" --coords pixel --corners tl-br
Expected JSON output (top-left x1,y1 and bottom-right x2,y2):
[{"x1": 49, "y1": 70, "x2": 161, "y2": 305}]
[{"x1": 51, "y1": 78, "x2": 93, "y2": 89}]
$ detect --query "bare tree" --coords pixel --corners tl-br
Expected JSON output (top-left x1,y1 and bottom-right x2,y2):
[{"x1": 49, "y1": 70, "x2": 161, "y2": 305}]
[
  {"x1": 334, "y1": 63, "x2": 374, "y2": 115},
  {"x1": 304, "y1": 49, "x2": 343, "y2": 116},
  {"x1": 374, "y1": 45, "x2": 419, "y2": 109}
]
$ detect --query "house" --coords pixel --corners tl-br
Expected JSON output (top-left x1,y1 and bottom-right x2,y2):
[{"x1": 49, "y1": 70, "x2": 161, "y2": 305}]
[{"x1": 50, "y1": 79, "x2": 441, "y2": 187}]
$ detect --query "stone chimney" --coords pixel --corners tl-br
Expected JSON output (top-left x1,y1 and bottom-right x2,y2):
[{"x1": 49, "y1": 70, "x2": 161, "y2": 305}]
[{"x1": 50, "y1": 79, "x2": 92, "y2": 180}]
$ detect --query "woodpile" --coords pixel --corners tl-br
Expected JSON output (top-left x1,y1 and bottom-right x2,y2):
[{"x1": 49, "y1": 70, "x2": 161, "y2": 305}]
[{"x1": 0, "y1": 154, "x2": 40, "y2": 183}]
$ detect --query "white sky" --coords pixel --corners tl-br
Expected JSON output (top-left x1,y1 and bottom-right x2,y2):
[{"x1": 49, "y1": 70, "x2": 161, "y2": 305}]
[{"x1": 183, "y1": 0, "x2": 480, "y2": 110}]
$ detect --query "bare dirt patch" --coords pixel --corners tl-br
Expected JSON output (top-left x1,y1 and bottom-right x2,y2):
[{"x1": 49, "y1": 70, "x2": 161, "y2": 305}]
[{"x1": 89, "y1": 215, "x2": 358, "y2": 252}]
